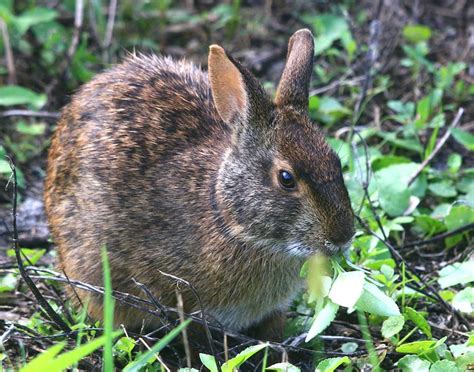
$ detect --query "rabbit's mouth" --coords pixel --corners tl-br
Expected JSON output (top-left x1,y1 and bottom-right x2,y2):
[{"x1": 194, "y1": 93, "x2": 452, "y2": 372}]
[{"x1": 286, "y1": 239, "x2": 353, "y2": 258}]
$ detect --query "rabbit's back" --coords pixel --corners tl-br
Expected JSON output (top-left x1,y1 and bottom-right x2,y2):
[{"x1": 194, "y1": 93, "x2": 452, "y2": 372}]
[{"x1": 45, "y1": 56, "x2": 234, "y2": 325}]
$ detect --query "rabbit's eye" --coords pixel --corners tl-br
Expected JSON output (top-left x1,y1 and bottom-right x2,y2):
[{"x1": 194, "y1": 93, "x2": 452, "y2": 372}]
[{"x1": 278, "y1": 170, "x2": 296, "y2": 190}]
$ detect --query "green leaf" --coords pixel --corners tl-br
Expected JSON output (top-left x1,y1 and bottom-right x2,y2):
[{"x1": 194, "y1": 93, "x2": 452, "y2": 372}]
[
  {"x1": 51, "y1": 333, "x2": 121, "y2": 370},
  {"x1": 20, "y1": 343, "x2": 65, "y2": 372},
  {"x1": 14, "y1": 7, "x2": 58, "y2": 35},
  {"x1": 267, "y1": 362, "x2": 301, "y2": 372},
  {"x1": 429, "y1": 180, "x2": 457, "y2": 198},
  {"x1": 445, "y1": 205, "x2": 474, "y2": 231},
  {"x1": 328, "y1": 271, "x2": 365, "y2": 308},
  {"x1": 397, "y1": 355, "x2": 430, "y2": 372},
  {"x1": 312, "y1": 96, "x2": 351, "y2": 125},
  {"x1": 405, "y1": 307, "x2": 432, "y2": 338},
  {"x1": 374, "y1": 163, "x2": 427, "y2": 216},
  {"x1": 341, "y1": 342, "x2": 358, "y2": 353},
  {"x1": 447, "y1": 153, "x2": 462, "y2": 173},
  {"x1": 124, "y1": 320, "x2": 191, "y2": 372},
  {"x1": 382, "y1": 315, "x2": 405, "y2": 338},
  {"x1": 438, "y1": 260, "x2": 474, "y2": 288},
  {"x1": 0, "y1": 86, "x2": 47, "y2": 109},
  {"x1": 101, "y1": 247, "x2": 114, "y2": 372},
  {"x1": 430, "y1": 360, "x2": 461, "y2": 372},
  {"x1": 355, "y1": 282, "x2": 400, "y2": 316},
  {"x1": 403, "y1": 24, "x2": 432, "y2": 43},
  {"x1": 16, "y1": 121, "x2": 46, "y2": 135},
  {"x1": 451, "y1": 128, "x2": 474, "y2": 151},
  {"x1": 0, "y1": 272, "x2": 17, "y2": 292},
  {"x1": 303, "y1": 14, "x2": 356, "y2": 56},
  {"x1": 305, "y1": 300, "x2": 339, "y2": 341},
  {"x1": 452, "y1": 287, "x2": 474, "y2": 314},
  {"x1": 397, "y1": 340, "x2": 437, "y2": 354},
  {"x1": 315, "y1": 356, "x2": 351, "y2": 372},
  {"x1": 221, "y1": 343, "x2": 267, "y2": 372},
  {"x1": 199, "y1": 353, "x2": 218, "y2": 372}
]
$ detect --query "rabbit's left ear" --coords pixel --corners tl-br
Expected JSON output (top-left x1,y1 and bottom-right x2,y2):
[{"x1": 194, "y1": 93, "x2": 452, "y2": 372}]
[{"x1": 275, "y1": 29, "x2": 314, "y2": 110}]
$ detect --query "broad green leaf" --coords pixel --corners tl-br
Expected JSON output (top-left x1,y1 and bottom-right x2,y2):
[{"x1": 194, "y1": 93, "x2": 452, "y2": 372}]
[
  {"x1": 403, "y1": 24, "x2": 432, "y2": 43},
  {"x1": 397, "y1": 340, "x2": 437, "y2": 354},
  {"x1": 447, "y1": 153, "x2": 462, "y2": 173},
  {"x1": 267, "y1": 362, "x2": 301, "y2": 372},
  {"x1": 430, "y1": 360, "x2": 461, "y2": 372},
  {"x1": 450, "y1": 342, "x2": 474, "y2": 358},
  {"x1": 315, "y1": 356, "x2": 351, "y2": 372},
  {"x1": 312, "y1": 96, "x2": 351, "y2": 125},
  {"x1": 0, "y1": 86, "x2": 47, "y2": 109},
  {"x1": 382, "y1": 315, "x2": 405, "y2": 338},
  {"x1": 199, "y1": 353, "x2": 218, "y2": 372},
  {"x1": 341, "y1": 342, "x2": 358, "y2": 353},
  {"x1": 454, "y1": 352, "x2": 474, "y2": 371},
  {"x1": 445, "y1": 205, "x2": 474, "y2": 231},
  {"x1": 429, "y1": 181, "x2": 457, "y2": 198},
  {"x1": 414, "y1": 215, "x2": 446, "y2": 236},
  {"x1": 397, "y1": 355, "x2": 430, "y2": 372},
  {"x1": 405, "y1": 307, "x2": 432, "y2": 338},
  {"x1": 221, "y1": 343, "x2": 267, "y2": 372},
  {"x1": 303, "y1": 14, "x2": 356, "y2": 57},
  {"x1": 438, "y1": 260, "x2": 474, "y2": 288},
  {"x1": 451, "y1": 128, "x2": 474, "y2": 151},
  {"x1": 374, "y1": 163, "x2": 427, "y2": 216},
  {"x1": 16, "y1": 122, "x2": 46, "y2": 135},
  {"x1": 0, "y1": 273, "x2": 17, "y2": 292},
  {"x1": 14, "y1": 7, "x2": 58, "y2": 35},
  {"x1": 305, "y1": 300, "x2": 339, "y2": 342},
  {"x1": 328, "y1": 271, "x2": 365, "y2": 308},
  {"x1": 355, "y1": 282, "x2": 400, "y2": 316},
  {"x1": 452, "y1": 287, "x2": 474, "y2": 314},
  {"x1": 124, "y1": 320, "x2": 191, "y2": 372}
]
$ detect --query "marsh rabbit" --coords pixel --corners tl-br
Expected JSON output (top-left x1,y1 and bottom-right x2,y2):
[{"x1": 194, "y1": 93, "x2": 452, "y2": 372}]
[{"x1": 45, "y1": 29, "x2": 355, "y2": 341}]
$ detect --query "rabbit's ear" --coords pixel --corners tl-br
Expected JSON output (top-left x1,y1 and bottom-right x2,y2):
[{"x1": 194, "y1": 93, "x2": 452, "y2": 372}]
[
  {"x1": 208, "y1": 45, "x2": 270, "y2": 126},
  {"x1": 275, "y1": 29, "x2": 314, "y2": 110},
  {"x1": 208, "y1": 45, "x2": 248, "y2": 124}
]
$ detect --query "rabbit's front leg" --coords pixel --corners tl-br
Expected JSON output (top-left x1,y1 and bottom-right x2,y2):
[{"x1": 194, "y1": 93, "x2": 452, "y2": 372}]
[{"x1": 247, "y1": 310, "x2": 286, "y2": 342}]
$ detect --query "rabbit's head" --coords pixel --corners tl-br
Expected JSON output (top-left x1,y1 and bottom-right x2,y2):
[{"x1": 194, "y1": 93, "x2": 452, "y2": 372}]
[{"x1": 209, "y1": 29, "x2": 354, "y2": 258}]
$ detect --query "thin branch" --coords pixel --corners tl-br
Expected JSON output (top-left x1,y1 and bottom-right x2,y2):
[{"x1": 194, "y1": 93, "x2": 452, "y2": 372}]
[
  {"x1": 159, "y1": 270, "x2": 221, "y2": 370},
  {"x1": 103, "y1": 0, "x2": 118, "y2": 48},
  {"x1": 7, "y1": 158, "x2": 71, "y2": 333},
  {"x1": 0, "y1": 109, "x2": 60, "y2": 119},
  {"x1": 0, "y1": 18, "x2": 16, "y2": 84},
  {"x1": 407, "y1": 108, "x2": 464, "y2": 186},
  {"x1": 403, "y1": 222, "x2": 474, "y2": 248},
  {"x1": 67, "y1": 0, "x2": 84, "y2": 61}
]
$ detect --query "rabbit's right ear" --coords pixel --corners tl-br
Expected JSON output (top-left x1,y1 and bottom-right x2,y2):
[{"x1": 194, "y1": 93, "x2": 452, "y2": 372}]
[
  {"x1": 208, "y1": 45, "x2": 270, "y2": 128},
  {"x1": 208, "y1": 45, "x2": 248, "y2": 124}
]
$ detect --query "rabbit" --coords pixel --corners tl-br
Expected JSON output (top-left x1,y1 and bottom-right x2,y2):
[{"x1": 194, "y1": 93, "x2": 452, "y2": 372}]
[{"x1": 44, "y1": 29, "x2": 355, "y2": 341}]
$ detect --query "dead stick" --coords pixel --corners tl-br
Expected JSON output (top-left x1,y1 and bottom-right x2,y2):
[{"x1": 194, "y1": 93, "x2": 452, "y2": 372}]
[
  {"x1": 407, "y1": 108, "x2": 464, "y2": 186},
  {"x1": 0, "y1": 19, "x2": 16, "y2": 85},
  {"x1": 7, "y1": 158, "x2": 71, "y2": 333}
]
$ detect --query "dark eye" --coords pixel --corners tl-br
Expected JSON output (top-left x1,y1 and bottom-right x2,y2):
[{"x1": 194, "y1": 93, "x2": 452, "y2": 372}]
[{"x1": 278, "y1": 170, "x2": 296, "y2": 190}]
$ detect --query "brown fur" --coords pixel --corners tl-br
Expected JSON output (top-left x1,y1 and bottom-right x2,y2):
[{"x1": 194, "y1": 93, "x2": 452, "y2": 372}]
[{"x1": 44, "y1": 29, "x2": 354, "y2": 337}]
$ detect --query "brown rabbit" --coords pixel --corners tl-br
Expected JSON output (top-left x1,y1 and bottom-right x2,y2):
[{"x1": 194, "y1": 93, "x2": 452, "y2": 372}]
[{"x1": 44, "y1": 29, "x2": 354, "y2": 341}]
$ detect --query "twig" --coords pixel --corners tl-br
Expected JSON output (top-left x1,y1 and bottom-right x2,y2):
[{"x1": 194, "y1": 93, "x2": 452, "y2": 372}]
[
  {"x1": 176, "y1": 290, "x2": 192, "y2": 369},
  {"x1": 103, "y1": 0, "x2": 117, "y2": 49},
  {"x1": 7, "y1": 158, "x2": 71, "y2": 333},
  {"x1": 403, "y1": 222, "x2": 474, "y2": 248},
  {"x1": 0, "y1": 18, "x2": 16, "y2": 84},
  {"x1": 67, "y1": 0, "x2": 84, "y2": 61},
  {"x1": 407, "y1": 108, "x2": 464, "y2": 186},
  {"x1": 351, "y1": 0, "x2": 383, "y2": 130},
  {"x1": 0, "y1": 110, "x2": 60, "y2": 119},
  {"x1": 159, "y1": 270, "x2": 221, "y2": 370}
]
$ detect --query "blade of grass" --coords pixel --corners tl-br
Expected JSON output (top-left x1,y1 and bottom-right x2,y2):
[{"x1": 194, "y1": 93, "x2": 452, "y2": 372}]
[
  {"x1": 357, "y1": 311, "x2": 380, "y2": 371},
  {"x1": 101, "y1": 246, "x2": 114, "y2": 372},
  {"x1": 123, "y1": 319, "x2": 191, "y2": 372}
]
